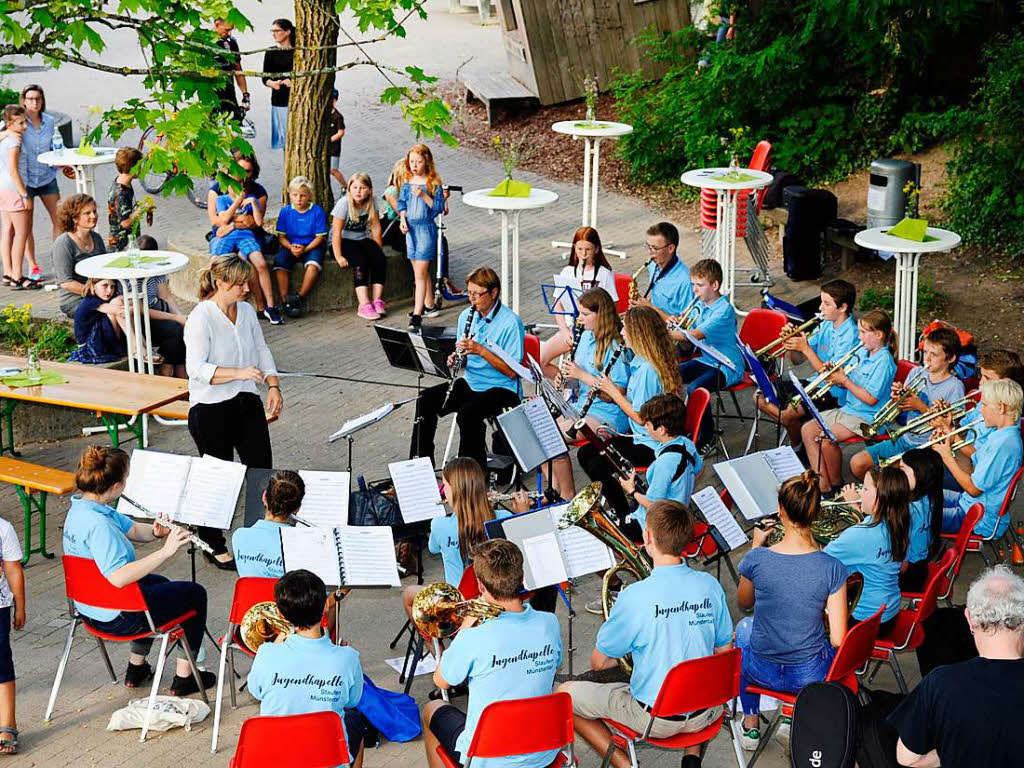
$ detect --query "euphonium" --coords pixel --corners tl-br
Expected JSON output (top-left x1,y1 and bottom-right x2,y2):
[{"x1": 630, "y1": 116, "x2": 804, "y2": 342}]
[
  {"x1": 556, "y1": 482, "x2": 651, "y2": 673},
  {"x1": 239, "y1": 601, "x2": 294, "y2": 653},
  {"x1": 411, "y1": 582, "x2": 504, "y2": 639},
  {"x1": 755, "y1": 313, "x2": 825, "y2": 360},
  {"x1": 762, "y1": 497, "x2": 865, "y2": 547},
  {"x1": 788, "y1": 342, "x2": 864, "y2": 410},
  {"x1": 861, "y1": 370, "x2": 928, "y2": 439}
]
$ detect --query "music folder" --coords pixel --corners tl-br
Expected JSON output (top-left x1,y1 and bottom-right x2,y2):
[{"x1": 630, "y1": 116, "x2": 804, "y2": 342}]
[
  {"x1": 241, "y1": 467, "x2": 350, "y2": 528},
  {"x1": 713, "y1": 446, "x2": 805, "y2": 522},
  {"x1": 280, "y1": 525, "x2": 401, "y2": 587},
  {"x1": 496, "y1": 397, "x2": 568, "y2": 472}
]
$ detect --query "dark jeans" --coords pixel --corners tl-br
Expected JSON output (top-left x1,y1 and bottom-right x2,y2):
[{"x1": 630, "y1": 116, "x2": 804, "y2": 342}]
[
  {"x1": 409, "y1": 378, "x2": 520, "y2": 471},
  {"x1": 148, "y1": 317, "x2": 186, "y2": 364},
  {"x1": 341, "y1": 238, "x2": 387, "y2": 288},
  {"x1": 83, "y1": 574, "x2": 207, "y2": 658},
  {"x1": 188, "y1": 392, "x2": 272, "y2": 552},
  {"x1": 680, "y1": 360, "x2": 725, "y2": 446},
  {"x1": 577, "y1": 436, "x2": 655, "y2": 526}
]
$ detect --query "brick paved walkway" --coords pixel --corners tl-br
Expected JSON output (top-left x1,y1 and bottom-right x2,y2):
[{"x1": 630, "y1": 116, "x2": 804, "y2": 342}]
[{"x1": 0, "y1": 2, "x2": 1001, "y2": 767}]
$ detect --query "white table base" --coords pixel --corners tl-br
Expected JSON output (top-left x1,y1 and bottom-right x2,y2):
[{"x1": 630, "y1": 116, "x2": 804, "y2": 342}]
[
  {"x1": 551, "y1": 136, "x2": 626, "y2": 259},
  {"x1": 711, "y1": 189, "x2": 741, "y2": 303},
  {"x1": 496, "y1": 210, "x2": 522, "y2": 313},
  {"x1": 893, "y1": 252, "x2": 922, "y2": 360},
  {"x1": 69, "y1": 164, "x2": 99, "y2": 198}
]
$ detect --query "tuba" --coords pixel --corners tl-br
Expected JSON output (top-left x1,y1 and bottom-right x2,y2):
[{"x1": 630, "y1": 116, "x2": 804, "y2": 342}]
[
  {"x1": 557, "y1": 482, "x2": 651, "y2": 673},
  {"x1": 411, "y1": 582, "x2": 504, "y2": 639},
  {"x1": 239, "y1": 601, "x2": 294, "y2": 653}
]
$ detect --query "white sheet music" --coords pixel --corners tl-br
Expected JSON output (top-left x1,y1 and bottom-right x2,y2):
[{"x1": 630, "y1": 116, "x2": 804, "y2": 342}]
[
  {"x1": 410, "y1": 332, "x2": 445, "y2": 377},
  {"x1": 522, "y1": 532, "x2": 569, "y2": 590},
  {"x1": 714, "y1": 453, "x2": 781, "y2": 522},
  {"x1": 763, "y1": 446, "x2": 804, "y2": 482},
  {"x1": 297, "y1": 470, "x2": 351, "y2": 527},
  {"x1": 692, "y1": 486, "x2": 749, "y2": 551},
  {"x1": 338, "y1": 526, "x2": 401, "y2": 587},
  {"x1": 179, "y1": 455, "x2": 246, "y2": 529},
  {"x1": 121, "y1": 449, "x2": 192, "y2": 520},
  {"x1": 279, "y1": 526, "x2": 342, "y2": 584},
  {"x1": 389, "y1": 457, "x2": 445, "y2": 523},
  {"x1": 524, "y1": 397, "x2": 567, "y2": 459},
  {"x1": 683, "y1": 330, "x2": 738, "y2": 370},
  {"x1": 329, "y1": 403, "x2": 395, "y2": 442},
  {"x1": 547, "y1": 505, "x2": 615, "y2": 578},
  {"x1": 485, "y1": 340, "x2": 536, "y2": 380}
]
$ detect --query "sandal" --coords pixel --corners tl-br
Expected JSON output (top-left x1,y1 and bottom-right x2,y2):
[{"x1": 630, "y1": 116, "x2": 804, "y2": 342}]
[
  {"x1": 11, "y1": 277, "x2": 40, "y2": 291},
  {"x1": 1, "y1": 275, "x2": 13, "y2": 287},
  {"x1": 0, "y1": 726, "x2": 17, "y2": 755},
  {"x1": 124, "y1": 660, "x2": 154, "y2": 688}
]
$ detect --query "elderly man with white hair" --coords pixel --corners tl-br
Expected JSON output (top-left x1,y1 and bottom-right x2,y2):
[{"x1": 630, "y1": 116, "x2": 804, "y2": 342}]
[{"x1": 889, "y1": 565, "x2": 1024, "y2": 768}]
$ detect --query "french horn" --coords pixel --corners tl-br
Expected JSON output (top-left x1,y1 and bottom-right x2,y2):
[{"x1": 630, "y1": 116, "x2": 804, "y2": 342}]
[{"x1": 239, "y1": 601, "x2": 294, "y2": 653}]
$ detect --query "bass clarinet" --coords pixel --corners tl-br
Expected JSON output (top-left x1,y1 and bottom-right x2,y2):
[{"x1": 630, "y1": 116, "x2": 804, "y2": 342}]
[
  {"x1": 442, "y1": 307, "x2": 477, "y2": 409},
  {"x1": 566, "y1": 343, "x2": 624, "y2": 439}
]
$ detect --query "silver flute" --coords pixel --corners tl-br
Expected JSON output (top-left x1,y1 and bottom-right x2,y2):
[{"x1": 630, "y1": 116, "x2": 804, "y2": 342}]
[
  {"x1": 120, "y1": 495, "x2": 215, "y2": 554},
  {"x1": 487, "y1": 490, "x2": 546, "y2": 503},
  {"x1": 442, "y1": 306, "x2": 477, "y2": 409}
]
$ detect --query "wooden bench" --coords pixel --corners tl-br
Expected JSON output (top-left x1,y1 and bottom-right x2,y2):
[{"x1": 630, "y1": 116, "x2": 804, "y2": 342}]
[
  {"x1": 0, "y1": 457, "x2": 76, "y2": 564},
  {"x1": 148, "y1": 399, "x2": 279, "y2": 425},
  {"x1": 462, "y1": 72, "x2": 539, "y2": 125}
]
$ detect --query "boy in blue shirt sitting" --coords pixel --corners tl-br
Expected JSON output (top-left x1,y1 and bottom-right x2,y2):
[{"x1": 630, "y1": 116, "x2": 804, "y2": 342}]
[
  {"x1": 675, "y1": 258, "x2": 745, "y2": 395},
  {"x1": 248, "y1": 569, "x2": 365, "y2": 767},
  {"x1": 558, "y1": 501, "x2": 734, "y2": 768},
  {"x1": 619, "y1": 393, "x2": 702, "y2": 533},
  {"x1": 210, "y1": 193, "x2": 282, "y2": 323},
  {"x1": 422, "y1": 539, "x2": 563, "y2": 768}
]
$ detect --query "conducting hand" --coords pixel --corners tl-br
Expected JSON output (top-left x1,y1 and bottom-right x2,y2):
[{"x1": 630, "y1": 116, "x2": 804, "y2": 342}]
[
  {"x1": 236, "y1": 366, "x2": 265, "y2": 383},
  {"x1": 266, "y1": 386, "x2": 283, "y2": 419}
]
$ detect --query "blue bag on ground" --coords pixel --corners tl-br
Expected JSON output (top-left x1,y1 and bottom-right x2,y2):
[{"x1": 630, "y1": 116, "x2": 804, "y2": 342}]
[{"x1": 356, "y1": 674, "x2": 421, "y2": 742}]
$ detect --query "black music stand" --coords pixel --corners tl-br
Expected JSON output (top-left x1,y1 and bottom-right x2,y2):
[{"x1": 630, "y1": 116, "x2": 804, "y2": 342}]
[
  {"x1": 374, "y1": 324, "x2": 453, "y2": 380},
  {"x1": 739, "y1": 339, "x2": 782, "y2": 454},
  {"x1": 790, "y1": 371, "x2": 837, "y2": 476}
]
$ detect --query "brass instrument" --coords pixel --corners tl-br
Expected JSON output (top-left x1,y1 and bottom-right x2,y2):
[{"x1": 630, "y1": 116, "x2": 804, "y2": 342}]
[
  {"x1": 411, "y1": 582, "x2": 504, "y2": 639},
  {"x1": 755, "y1": 313, "x2": 825, "y2": 360},
  {"x1": 788, "y1": 343, "x2": 864, "y2": 410},
  {"x1": 763, "y1": 497, "x2": 865, "y2": 547},
  {"x1": 861, "y1": 370, "x2": 928, "y2": 439},
  {"x1": 239, "y1": 601, "x2": 294, "y2": 653},
  {"x1": 624, "y1": 258, "x2": 654, "y2": 308},
  {"x1": 886, "y1": 391, "x2": 977, "y2": 441},
  {"x1": 880, "y1": 422, "x2": 977, "y2": 468},
  {"x1": 557, "y1": 482, "x2": 651, "y2": 673},
  {"x1": 555, "y1": 319, "x2": 585, "y2": 392},
  {"x1": 666, "y1": 296, "x2": 703, "y2": 335}
]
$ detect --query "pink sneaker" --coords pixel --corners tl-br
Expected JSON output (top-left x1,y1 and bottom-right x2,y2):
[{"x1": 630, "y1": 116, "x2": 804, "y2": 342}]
[
  {"x1": 372, "y1": 299, "x2": 388, "y2": 317},
  {"x1": 357, "y1": 303, "x2": 380, "y2": 320}
]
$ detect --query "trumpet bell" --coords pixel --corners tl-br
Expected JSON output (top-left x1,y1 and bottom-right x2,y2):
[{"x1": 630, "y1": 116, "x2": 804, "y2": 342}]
[{"x1": 240, "y1": 601, "x2": 294, "y2": 653}]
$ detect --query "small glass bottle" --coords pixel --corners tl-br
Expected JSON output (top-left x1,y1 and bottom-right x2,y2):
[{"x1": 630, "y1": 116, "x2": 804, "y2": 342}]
[
  {"x1": 26, "y1": 348, "x2": 41, "y2": 382},
  {"x1": 126, "y1": 231, "x2": 140, "y2": 267}
]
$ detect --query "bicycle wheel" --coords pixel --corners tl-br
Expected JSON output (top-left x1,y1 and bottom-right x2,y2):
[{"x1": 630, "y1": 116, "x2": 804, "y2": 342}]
[
  {"x1": 137, "y1": 127, "x2": 171, "y2": 194},
  {"x1": 189, "y1": 175, "x2": 213, "y2": 209}
]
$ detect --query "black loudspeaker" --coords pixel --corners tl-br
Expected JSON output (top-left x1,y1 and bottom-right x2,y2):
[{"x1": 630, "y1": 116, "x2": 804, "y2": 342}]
[{"x1": 783, "y1": 187, "x2": 838, "y2": 281}]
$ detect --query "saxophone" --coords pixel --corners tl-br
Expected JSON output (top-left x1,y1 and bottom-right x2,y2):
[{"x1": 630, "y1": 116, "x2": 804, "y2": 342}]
[{"x1": 625, "y1": 258, "x2": 654, "y2": 309}]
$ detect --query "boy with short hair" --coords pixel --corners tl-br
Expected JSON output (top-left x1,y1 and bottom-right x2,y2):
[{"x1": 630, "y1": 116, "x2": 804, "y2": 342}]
[
  {"x1": 676, "y1": 258, "x2": 745, "y2": 394},
  {"x1": 620, "y1": 393, "x2": 702, "y2": 532},
  {"x1": 558, "y1": 501, "x2": 733, "y2": 768},
  {"x1": 632, "y1": 221, "x2": 693, "y2": 320},
  {"x1": 0, "y1": 516, "x2": 24, "y2": 755},
  {"x1": 421, "y1": 539, "x2": 563, "y2": 768},
  {"x1": 107, "y1": 147, "x2": 152, "y2": 251},
  {"x1": 851, "y1": 327, "x2": 965, "y2": 478},
  {"x1": 248, "y1": 569, "x2": 365, "y2": 767},
  {"x1": 755, "y1": 279, "x2": 859, "y2": 449}
]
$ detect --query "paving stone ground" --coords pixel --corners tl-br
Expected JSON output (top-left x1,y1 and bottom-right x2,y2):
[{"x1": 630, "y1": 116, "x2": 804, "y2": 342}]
[{"x1": 0, "y1": 3, "x2": 1007, "y2": 766}]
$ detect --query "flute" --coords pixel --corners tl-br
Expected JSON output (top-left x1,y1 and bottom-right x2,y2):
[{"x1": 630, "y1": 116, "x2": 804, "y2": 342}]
[
  {"x1": 120, "y1": 495, "x2": 215, "y2": 554},
  {"x1": 487, "y1": 490, "x2": 546, "y2": 503}
]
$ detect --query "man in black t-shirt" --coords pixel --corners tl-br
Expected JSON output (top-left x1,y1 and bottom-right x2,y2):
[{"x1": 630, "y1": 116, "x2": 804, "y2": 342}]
[
  {"x1": 889, "y1": 565, "x2": 1024, "y2": 768},
  {"x1": 212, "y1": 18, "x2": 249, "y2": 123}
]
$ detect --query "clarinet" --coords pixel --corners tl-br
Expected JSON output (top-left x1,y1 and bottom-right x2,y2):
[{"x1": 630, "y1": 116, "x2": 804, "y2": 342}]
[
  {"x1": 566, "y1": 343, "x2": 624, "y2": 440},
  {"x1": 554, "y1": 319, "x2": 585, "y2": 392},
  {"x1": 572, "y1": 419, "x2": 648, "y2": 494},
  {"x1": 442, "y1": 307, "x2": 477, "y2": 409},
  {"x1": 119, "y1": 495, "x2": 216, "y2": 554}
]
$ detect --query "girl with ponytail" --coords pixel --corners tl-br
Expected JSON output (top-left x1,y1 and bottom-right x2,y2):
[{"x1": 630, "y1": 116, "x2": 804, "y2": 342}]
[
  {"x1": 232, "y1": 470, "x2": 305, "y2": 578},
  {"x1": 734, "y1": 470, "x2": 850, "y2": 751}
]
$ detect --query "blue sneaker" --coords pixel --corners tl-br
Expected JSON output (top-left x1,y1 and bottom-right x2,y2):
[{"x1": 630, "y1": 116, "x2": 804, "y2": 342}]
[{"x1": 263, "y1": 306, "x2": 283, "y2": 325}]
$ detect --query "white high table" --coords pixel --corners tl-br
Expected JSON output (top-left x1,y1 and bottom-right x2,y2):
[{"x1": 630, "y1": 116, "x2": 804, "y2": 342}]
[
  {"x1": 462, "y1": 188, "x2": 559, "y2": 315},
  {"x1": 680, "y1": 167, "x2": 773, "y2": 307},
  {"x1": 550, "y1": 120, "x2": 633, "y2": 259},
  {"x1": 37, "y1": 147, "x2": 118, "y2": 199},
  {"x1": 854, "y1": 226, "x2": 961, "y2": 360}
]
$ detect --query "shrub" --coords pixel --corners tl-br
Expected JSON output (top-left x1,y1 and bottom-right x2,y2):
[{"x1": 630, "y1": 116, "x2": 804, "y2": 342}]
[{"x1": 0, "y1": 304, "x2": 76, "y2": 361}]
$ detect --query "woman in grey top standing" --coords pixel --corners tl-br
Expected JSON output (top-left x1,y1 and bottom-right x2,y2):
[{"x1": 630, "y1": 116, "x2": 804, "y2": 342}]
[
  {"x1": 18, "y1": 84, "x2": 61, "y2": 280},
  {"x1": 53, "y1": 193, "x2": 106, "y2": 317}
]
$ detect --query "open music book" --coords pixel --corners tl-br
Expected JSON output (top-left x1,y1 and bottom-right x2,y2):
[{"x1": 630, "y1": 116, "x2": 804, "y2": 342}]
[
  {"x1": 279, "y1": 525, "x2": 401, "y2": 587},
  {"x1": 389, "y1": 457, "x2": 445, "y2": 523},
  {"x1": 496, "y1": 397, "x2": 568, "y2": 472},
  {"x1": 120, "y1": 449, "x2": 245, "y2": 530},
  {"x1": 713, "y1": 446, "x2": 805, "y2": 522},
  {"x1": 691, "y1": 486, "x2": 749, "y2": 552},
  {"x1": 296, "y1": 470, "x2": 351, "y2": 527}
]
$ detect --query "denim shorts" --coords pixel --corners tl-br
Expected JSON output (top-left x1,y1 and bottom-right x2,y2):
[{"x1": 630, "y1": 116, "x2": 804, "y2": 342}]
[
  {"x1": 27, "y1": 179, "x2": 59, "y2": 198},
  {"x1": 0, "y1": 606, "x2": 13, "y2": 683},
  {"x1": 273, "y1": 246, "x2": 324, "y2": 271}
]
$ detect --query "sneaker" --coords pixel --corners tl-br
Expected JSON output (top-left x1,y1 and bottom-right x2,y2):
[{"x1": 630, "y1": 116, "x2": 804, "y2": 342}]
[
  {"x1": 774, "y1": 716, "x2": 791, "y2": 751},
  {"x1": 357, "y1": 303, "x2": 380, "y2": 320},
  {"x1": 263, "y1": 306, "x2": 283, "y2": 325},
  {"x1": 408, "y1": 314, "x2": 422, "y2": 333},
  {"x1": 372, "y1": 298, "x2": 388, "y2": 317},
  {"x1": 27, "y1": 265, "x2": 43, "y2": 281},
  {"x1": 584, "y1": 598, "x2": 604, "y2": 615},
  {"x1": 169, "y1": 670, "x2": 217, "y2": 697},
  {"x1": 283, "y1": 292, "x2": 303, "y2": 318},
  {"x1": 422, "y1": 304, "x2": 441, "y2": 319},
  {"x1": 740, "y1": 726, "x2": 761, "y2": 751},
  {"x1": 124, "y1": 661, "x2": 154, "y2": 688}
]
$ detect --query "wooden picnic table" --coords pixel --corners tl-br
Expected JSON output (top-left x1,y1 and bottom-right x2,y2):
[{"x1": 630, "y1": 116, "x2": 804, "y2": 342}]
[{"x1": 0, "y1": 355, "x2": 187, "y2": 455}]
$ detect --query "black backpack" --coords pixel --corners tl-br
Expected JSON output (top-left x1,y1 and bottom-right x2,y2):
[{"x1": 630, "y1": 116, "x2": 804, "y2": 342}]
[
  {"x1": 855, "y1": 687, "x2": 904, "y2": 768},
  {"x1": 790, "y1": 682, "x2": 858, "y2": 768}
]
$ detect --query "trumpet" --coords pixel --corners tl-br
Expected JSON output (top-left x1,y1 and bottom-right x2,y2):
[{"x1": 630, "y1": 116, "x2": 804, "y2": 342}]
[
  {"x1": 755, "y1": 313, "x2": 825, "y2": 360},
  {"x1": 880, "y1": 422, "x2": 977, "y2": 467},
  {"x1": 411, "y1": 582, "x2": 504, "y2": 639},
  {"x1": 861, "y1": 370, "x2": 928, "y2": 439},
  {"x1": 886, "y1": 392, "x2": 977, "y2": 441},
  {"x1": 120, "y1": 495, "x2": 215, "y2": 554},
  {"x1": 789, "y1": 343, "x2": 864, "y2": 410},
  {"x1": 666, "y1": 296, "x2": 702, "y2": 334}
]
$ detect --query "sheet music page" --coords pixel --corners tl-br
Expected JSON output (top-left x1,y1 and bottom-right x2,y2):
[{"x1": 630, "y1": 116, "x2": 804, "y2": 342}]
[
  {"x1": 485, "y1": 340, "x2": 535, "y2": 381},
  {"x1": 120, "y1": 449, "x2": 192, "y2": 520},
  {"x1": 548, "y1": 505, "x2": 615, "y2": 578},
  {"x1": 683, "y1": 331, "x2": 737, "y2": 370},
  {"x1": 297, "y1": 470, "x2": 351, "y2": 527},
  {"x1": 521, "y1": 532, "x2": 569, "y2": 590},
  {"x1": 714, "y1": 455, "x2": 779, "y2": 521},
  {"x1": 523, "y1": 397, "x2": 568, "y2": 461},
  {"x1": 279, "y1": 527, "x2": 342, "y2": 584},
  {"x1": 410, "y1": 332, "x2": 445, "y2": 377},
  {"x1": 692, "y1": 487, "x2": 749, "y2": 551},
  {"x1": 178, "y1": 454, "x2": 246, "y2": 529},
  {"x1": 329, "y1": 403, "x2": 394, "y2": 442},
  {"x1": 389, "y1": 457, "x2": 445, "y2": 523},
  {"x1": 763, "y1": 446, "x2": 804, "y2": 482},
  {"x1": 338, "y1": 526, "x2": 401, "y2": 587}
]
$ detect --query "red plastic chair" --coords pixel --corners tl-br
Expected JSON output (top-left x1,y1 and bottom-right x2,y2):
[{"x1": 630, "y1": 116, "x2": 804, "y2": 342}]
[
  {"x1": 523, "y1": 332, "x2": 541, "y2": 368},
  {"x1": 45, "y1": 555, "x2": 207, "y2": 741},
  {"x1": 211, "y1": 576, "x2": 279, "y2": 753},
  {"x1": 686, "y1": 387, "x2": 711, "y2": 448},
  {"x1": 614, "y1": 273, "x2": 633, "y2": 314},
  {"x1": 868, "y1": 549, "x2": 957, "y2": 693},
  {"x1": 940, "y1": 467, "x2": 1024, "y2": 565},
  {"x1": 601, "y1": 648, "x2": 744, "y2": 768},
  {"x1": 436, "y1": 692, "x2": 574, "y2": 768},
  {"x1": 744, "y1": 605, "x2": 884, "y2": 767},
  {"x1": 230, "y1": 711, "x2": 350, "y2": 768},
  {"x1": 903, "y1": 503, "x2": 983, "y2": 606},
  {"x1": 700, "y1": 141, "x2": 773, "y2": 235},
  {"x1": 895, "y1": 359, "x2": 916, "y2": 384}
]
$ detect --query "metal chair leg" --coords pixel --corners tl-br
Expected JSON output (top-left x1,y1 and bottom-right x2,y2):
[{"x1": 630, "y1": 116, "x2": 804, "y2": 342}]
[
  {"x1": 747, "y1": 709, "x2": 782, "y2": 768},
  {"x1": 95, "y1": 636, "x2": 117, "y2": 682},
  {"x1": 44, "y1": 617, "x2": 78, "y2": 722},
  {"x1": 228, "y1": 647, "x2": 239, "y2": 708},
  {"x1": 179, "y1": 632, "x2": 209, "y2": 706},
  {"x1": 211, "y1": 632, "x2": 231, "y2": 754},
  {"x1": 889, "y1": 654, "x2": 909, "y2": 695},
  {"x1": 141, "y1": 632, "x2": 172, "y2": 742}
]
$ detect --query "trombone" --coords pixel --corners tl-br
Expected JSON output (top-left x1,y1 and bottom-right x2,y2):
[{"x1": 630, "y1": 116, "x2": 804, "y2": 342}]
[
  {"x1": 886, "y1": 391, "x2": 978, "y2": 441},
  {"x1": 788, "y1": 343, "x2": 864, "y2": 410},
  {"x1": 880, "y1": 422, "x2": 977, "y2": 467},
  {"x1": 666, "y1": 296, "x2": 702, "y2": 335},
  {"x1": 755, "y1": 313, "x2": 824, "y2": 360},
  {"x1": 861, "y1": 370, "x2": 928, "y2": 439}
]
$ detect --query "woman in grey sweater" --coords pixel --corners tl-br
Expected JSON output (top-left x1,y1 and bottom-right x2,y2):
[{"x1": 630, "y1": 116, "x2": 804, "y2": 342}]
[{"x1": 53, "y1": 193, "x2": 106, "y2": 317}]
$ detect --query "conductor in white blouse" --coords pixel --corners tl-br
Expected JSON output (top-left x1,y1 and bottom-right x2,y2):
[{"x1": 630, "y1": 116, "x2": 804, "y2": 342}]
[{"x1": 184, "y1": 255, "x2": 283, "y2": 569}]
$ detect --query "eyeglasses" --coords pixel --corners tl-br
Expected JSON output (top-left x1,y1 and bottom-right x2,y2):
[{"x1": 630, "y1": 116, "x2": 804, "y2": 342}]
[
  {"x1": 644, "y1": 242, "x2": 671, "y2": 254},
  {"x1": 466, "y1": 289, "x2": 492, "y2": 299}
]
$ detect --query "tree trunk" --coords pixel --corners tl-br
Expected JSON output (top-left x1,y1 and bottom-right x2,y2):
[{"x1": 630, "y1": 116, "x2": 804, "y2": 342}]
[{"x1": 285, "y1": 0, "x2": 340, "y2": 210}]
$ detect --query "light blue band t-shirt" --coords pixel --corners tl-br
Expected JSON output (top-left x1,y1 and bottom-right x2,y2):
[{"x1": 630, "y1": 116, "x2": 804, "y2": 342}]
[
  {"x1": 428, "y1": 507, "x2": 513, "y2": 587},
  {"x1": 824, "y1": 516, "x2": 901, "y2": 622},
  {"x1": 646, "y1": 257, "x2": 694, "y2": 317},
  {"x1": 232, "y1": 519, "x2": 289, "y2": 578},
  {"x1": 626, "y1": 357, "x2": 666, "y2": 451},
  {"x1": 957, "y1": 424, "x2": 1023, "y2": 538},
  {"x1": 62, "y1": 495, "x2": 137, "y2": 622},
  {"x1": 460, "y1": 301, "x2": 525, "y2": 396},
  {"x1": 808, "y1": 316, "x2": 859, "y2": 401},
  {"x1": 840, "y1": 348, "x2": 897, "y2": 422},
  {"x1": 573, "y1": 330, "x2": 630, "y2": 434},
  {"x1": 692, "y1": 295, "x2": 745, "y2": 387},
  {"x1": 631, "y1": 436, "x2": 702, "y2": 530}
]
